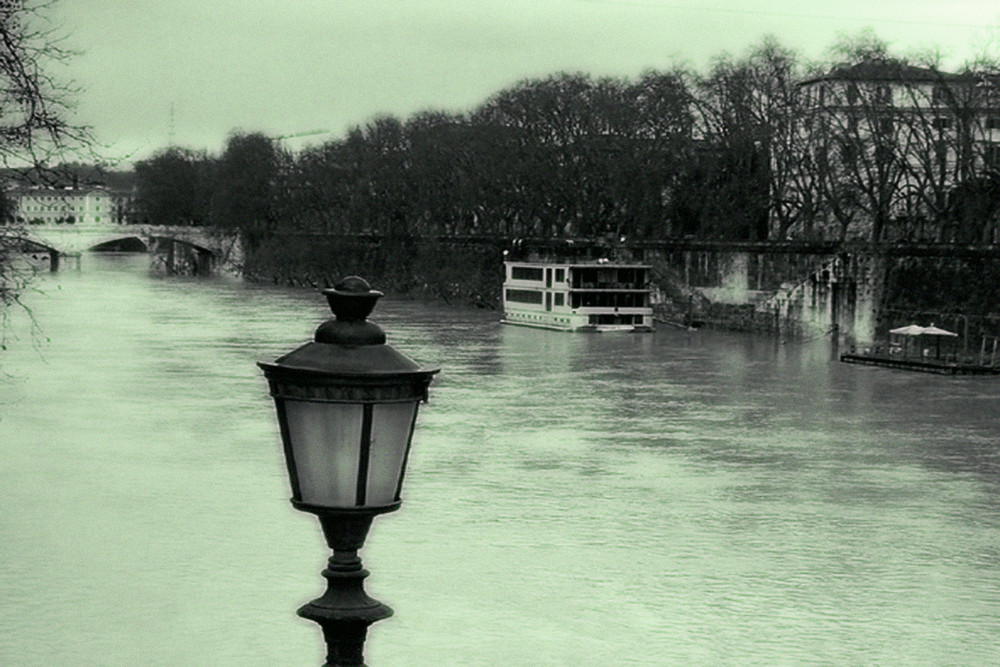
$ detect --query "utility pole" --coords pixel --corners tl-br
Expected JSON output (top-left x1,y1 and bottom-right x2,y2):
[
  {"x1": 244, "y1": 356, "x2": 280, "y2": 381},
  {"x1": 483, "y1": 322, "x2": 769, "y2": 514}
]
[{"x1": 168, "y1": 102, "x2": 176, "y2": 146}]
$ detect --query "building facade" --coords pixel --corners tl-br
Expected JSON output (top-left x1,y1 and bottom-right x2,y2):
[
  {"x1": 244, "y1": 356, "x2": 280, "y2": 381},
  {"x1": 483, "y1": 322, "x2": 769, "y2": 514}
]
[
  {"x1": 780, "y1": 60, "x2": 1000, "y2": 242},
  {"x1": 11, "y1": 186, "x2": 121, "y2": 226}
]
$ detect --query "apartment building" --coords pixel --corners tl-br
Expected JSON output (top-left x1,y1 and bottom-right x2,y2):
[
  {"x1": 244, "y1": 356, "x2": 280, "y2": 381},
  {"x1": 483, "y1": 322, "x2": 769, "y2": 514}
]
[
  {"x1": 781, "y1": 59, "x2": 1000, "y2": 242},
  {"x1": 11, "y1": 185, "x2": 118, "y2": 226}
]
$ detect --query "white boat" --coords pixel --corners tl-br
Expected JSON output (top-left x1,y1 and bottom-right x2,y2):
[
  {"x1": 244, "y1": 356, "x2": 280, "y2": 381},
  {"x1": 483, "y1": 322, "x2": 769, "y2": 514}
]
[{"x1": 501, "y1": 257, "x2": 654, "y2": 332}]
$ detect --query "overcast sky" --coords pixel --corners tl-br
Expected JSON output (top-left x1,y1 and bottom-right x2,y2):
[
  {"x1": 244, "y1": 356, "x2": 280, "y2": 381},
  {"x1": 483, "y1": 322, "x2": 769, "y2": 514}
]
[{"x1": 50, "y1": 0, "x2": 1000, "y2": 166}]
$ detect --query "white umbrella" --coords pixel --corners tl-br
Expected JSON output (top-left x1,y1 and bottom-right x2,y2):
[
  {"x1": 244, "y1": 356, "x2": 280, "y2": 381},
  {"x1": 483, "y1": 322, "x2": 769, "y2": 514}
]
[
  {"x1": 889, "y1": 324, "x2": 925, "y2": 336},
  {"x1": 921, "y1": 324, "x2": 958, "y2": 337},
  {"x1": 923, "y1": 324, "x2": 958, "y2": 359}
]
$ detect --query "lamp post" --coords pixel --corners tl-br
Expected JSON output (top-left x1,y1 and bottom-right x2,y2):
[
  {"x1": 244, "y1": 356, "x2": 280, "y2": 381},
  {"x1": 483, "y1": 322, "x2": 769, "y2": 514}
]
[{"x1": 259, "y1": 276, "x2": 438, "y2": 666}]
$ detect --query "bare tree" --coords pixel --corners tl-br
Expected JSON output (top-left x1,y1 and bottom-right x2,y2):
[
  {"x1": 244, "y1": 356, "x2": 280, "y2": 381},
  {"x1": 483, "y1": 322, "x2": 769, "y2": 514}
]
[
  {"x1": 787, "y1": 33, "x2": 908, "y2": 241},
  {"x1": 133, "y1": 147, "x2": 215, "y2": 226},
  {"x1": 691, "y1": 38, "x2": 804, "y2": 240},
  {"x1": 473, "y1": 71, "x2": 695, "y2": 240},
  {"x1": 786, "y1": 31, "x2": 1000, "y2": 243},
  {"x1": 210, "y1": 131, "x2": 285, "y2": 247},
  {"x1": 833, "y1": 49, "x2": 1000, "y2": 243},
  {"x1": 1, "y1": 0, "x2": 90, "y2": 351},
  {"x1": 0, "y1": 1, "x2": 88, "y2": 167}
]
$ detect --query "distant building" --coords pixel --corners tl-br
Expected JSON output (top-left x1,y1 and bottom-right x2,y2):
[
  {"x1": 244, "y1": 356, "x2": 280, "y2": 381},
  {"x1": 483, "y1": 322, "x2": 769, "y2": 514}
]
[
  {"x1": 11, "y1": 185, "x2": 120, "y2": 226},
  {"x1": 109, "y1": 188, "x2": 138, "y2": 225},
  {"x1": 780, "y1": 59, "x2": 1000, "y2": 242}
]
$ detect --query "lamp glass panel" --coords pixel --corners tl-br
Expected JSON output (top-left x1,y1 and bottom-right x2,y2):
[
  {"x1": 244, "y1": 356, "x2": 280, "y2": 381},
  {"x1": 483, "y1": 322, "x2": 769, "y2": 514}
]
[
  {"x1": 283, "y1": 400, "x2": 363, "y2": 507},
  {"x1": 366, "y1": 401, "x2": 419, "y2": 505}
]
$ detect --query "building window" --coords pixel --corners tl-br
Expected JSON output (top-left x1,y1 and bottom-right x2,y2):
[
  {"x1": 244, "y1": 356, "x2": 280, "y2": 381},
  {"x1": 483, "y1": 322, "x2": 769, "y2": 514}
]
[
  {"x1": 875, "y1": 145, "x2": 895, "y2": 168},
  {"x1": 935, "y1": 141, "x2": 949, "y2": 174},
  {"x1": 985, "y1": 143, "x2": 1000, "y2": 171},
  {"x1": 932, "y1": 117, "x2": 951, "y2": 130},
  {"x1": 840, "y1": 142, "x2": 857, "y2": 166},
  {"x1": 987, "y1": 117, "x2": 1000, "y2": 130},
  {"x1": 846, "y1": 83, "x2": 859, "y2": 105},
  {"x1": 932, "y1": 84, "x2": 950, "y2": 105}
]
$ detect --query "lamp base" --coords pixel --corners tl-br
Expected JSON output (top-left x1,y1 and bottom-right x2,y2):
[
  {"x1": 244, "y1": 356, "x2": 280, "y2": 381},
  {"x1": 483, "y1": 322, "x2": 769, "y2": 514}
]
[
  {"x1": 293, "y1": 505, "x2": 400, "y2": 666},
  {"x1": 298, "y1": 551, "x2": 392, "y2": 667}
]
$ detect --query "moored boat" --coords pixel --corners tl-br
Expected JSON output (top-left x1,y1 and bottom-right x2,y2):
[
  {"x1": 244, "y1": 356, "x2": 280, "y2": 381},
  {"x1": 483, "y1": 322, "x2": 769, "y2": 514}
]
[{"x1": 501, "y1": 255, "x2": 654, "y2": 332}]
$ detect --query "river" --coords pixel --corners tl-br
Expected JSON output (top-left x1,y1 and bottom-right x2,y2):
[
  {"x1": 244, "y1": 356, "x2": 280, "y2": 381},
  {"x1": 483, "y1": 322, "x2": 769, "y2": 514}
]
[{"x1": 2, "y1": 253, "x2": 999, "y2": 666}]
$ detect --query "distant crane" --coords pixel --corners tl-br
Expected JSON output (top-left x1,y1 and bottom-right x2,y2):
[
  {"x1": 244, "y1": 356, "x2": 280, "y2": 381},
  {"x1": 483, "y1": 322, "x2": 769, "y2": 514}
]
[{"x1": 273, "y1": 129, "x2": 330, "y2": 144}]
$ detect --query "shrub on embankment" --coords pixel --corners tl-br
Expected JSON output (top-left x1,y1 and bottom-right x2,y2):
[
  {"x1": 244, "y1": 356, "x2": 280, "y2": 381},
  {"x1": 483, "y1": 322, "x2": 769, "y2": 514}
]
[
  {"x1": 880, "y1": 255, "x2": 1000, "y2": 340},
  {"x1": 242, "y1": 233, "x2": 505, "y2": 307},
  {"x1": 883, "y1": 256, "x2": 1000, "y2": 316}
]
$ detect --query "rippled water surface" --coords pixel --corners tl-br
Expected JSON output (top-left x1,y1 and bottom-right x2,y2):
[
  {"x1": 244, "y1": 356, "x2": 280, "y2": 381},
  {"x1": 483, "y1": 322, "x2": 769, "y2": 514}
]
[{"x1": 2, "y1": 254, "x2": 999, "y2": 665}]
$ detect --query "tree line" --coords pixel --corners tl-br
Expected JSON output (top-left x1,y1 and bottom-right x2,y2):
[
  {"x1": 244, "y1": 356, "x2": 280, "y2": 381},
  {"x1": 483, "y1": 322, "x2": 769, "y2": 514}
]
[{"x1": 130, "y1": 32, "x2": 1000, "y2": 249}]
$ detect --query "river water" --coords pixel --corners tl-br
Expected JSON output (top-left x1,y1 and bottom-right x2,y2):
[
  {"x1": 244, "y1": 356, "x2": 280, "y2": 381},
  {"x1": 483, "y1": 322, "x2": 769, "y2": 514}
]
[{"x1": 2, "y1": 253, "x2": 999, "y2": 666}]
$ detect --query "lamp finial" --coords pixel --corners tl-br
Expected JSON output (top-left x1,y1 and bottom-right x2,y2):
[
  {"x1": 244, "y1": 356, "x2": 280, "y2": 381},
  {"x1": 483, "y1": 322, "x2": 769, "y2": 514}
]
[{"x1": 315, "y1": 276, "x2": 387, "y2": 345}]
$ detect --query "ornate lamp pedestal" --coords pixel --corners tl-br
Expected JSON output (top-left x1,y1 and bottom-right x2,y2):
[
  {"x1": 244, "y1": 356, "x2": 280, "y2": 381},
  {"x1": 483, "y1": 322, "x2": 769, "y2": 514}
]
[{"x1": 297, "y1": 506, "x2": 398, "y2": 667}]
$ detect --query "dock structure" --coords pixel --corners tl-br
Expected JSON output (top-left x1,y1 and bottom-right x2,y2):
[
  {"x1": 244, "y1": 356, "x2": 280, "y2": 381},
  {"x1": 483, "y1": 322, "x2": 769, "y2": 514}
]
[{"x1": 839, "y1": 353, "x2": 1000, "y2": 375}]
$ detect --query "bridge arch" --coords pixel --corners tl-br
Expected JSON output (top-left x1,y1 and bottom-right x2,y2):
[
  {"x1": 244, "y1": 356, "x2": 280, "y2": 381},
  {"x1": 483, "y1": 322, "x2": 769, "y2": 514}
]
[
  {"x1": 149, "y1": 235, "x2": 215, "y2": 255},
  {"x1": 87, "y1": 236, "x2": 149, "y2": 252},
  {"x1": 12, "y1": 234, "x2": 59, "y2": 254},
  {"x1": 8, "y1": 234, "x2": 67, "y2": 271},
  {"x1": 149, "y1": 235, "x2": 218, "y2": 275}
]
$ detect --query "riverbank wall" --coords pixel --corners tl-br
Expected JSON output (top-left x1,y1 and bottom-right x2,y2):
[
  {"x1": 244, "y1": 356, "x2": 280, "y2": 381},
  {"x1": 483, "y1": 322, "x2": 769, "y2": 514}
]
[
  {"x1": 242, "y1": 233, "x2": 1000, "y2": 343},
  {"x1": 650, "y1": 246, "x2": 1000, "y2": 344},
  {"x1": 241, "y1": 233, "x2": 505, "y2": 307}
]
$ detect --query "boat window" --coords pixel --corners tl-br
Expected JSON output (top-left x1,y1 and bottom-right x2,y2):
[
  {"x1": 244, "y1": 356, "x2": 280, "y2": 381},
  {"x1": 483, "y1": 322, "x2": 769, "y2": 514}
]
[
  {"x1": 545, "y1": 292, "x2": 552, "y2": 311},
  {"x1": 505, "y1": 289, "x2": 543, "y2": 304},
  {"x1": 570, "y1": 292, "x2": 647, "y2": 308},
  {"x1": 589, "y1": 314, "x2": 639, "y2": 325},
  {"x1": 555, "y1": 269, "x2": 565, "y2": 283},
  {"x1": 511, "y1": 266, "x2": 544, "y2": 282},
  {"x1": 554, "y1": 293, "x2": 564, "y2": 307}
]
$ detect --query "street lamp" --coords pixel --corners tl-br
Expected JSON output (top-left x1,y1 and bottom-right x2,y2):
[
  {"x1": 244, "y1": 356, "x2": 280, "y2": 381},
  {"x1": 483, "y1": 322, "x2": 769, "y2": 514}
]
[{"x1": 259, "y1": 276, "x2": 438, "y2": 666}]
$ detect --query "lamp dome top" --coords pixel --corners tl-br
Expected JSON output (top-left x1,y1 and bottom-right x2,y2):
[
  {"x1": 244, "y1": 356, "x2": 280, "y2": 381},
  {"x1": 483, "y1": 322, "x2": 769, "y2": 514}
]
[
  {"x1": 258, "y1": 273, "x2": 439, "y2": 417},
  {"x1": 334, "y1": 275, "x2": 376, "y2": 295}
]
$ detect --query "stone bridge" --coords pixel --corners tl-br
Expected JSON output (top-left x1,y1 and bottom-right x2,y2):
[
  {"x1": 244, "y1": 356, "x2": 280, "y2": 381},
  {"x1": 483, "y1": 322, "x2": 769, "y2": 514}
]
[{"x1": 16, "y1": 223, "x2": 242, "y2": 275}]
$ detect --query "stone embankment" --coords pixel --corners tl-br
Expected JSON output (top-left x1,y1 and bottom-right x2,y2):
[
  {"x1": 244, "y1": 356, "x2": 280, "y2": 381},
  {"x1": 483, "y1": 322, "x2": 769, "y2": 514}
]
[{"x1": 242, "y1": 233, "x2": 1000, "y2": 344}]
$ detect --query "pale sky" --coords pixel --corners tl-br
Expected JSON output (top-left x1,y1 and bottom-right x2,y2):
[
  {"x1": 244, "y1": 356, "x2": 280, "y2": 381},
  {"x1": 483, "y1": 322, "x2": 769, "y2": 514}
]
[{"x1": 50, "y1": 0, "x2": 1000, "y2": 165}]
